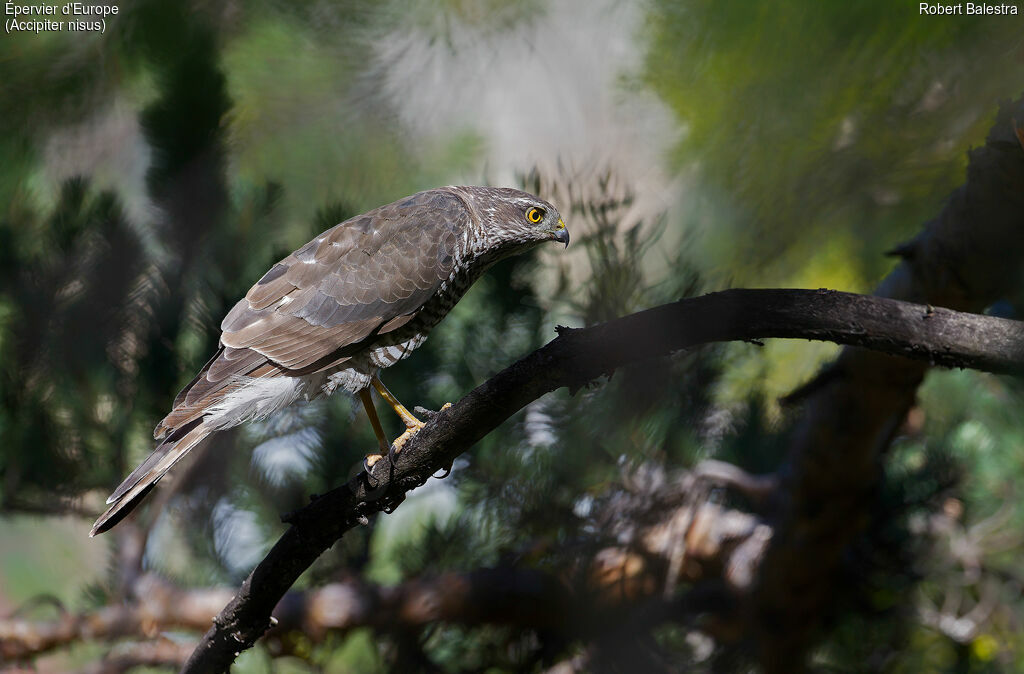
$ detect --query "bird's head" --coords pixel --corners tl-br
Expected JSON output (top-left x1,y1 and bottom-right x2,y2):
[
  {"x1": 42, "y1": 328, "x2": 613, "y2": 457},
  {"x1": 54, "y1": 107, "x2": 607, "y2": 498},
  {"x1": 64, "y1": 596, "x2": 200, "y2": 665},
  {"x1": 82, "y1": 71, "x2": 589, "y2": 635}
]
[{"x1": 456, "y1": 186, "x2": 569, "y2": 255}]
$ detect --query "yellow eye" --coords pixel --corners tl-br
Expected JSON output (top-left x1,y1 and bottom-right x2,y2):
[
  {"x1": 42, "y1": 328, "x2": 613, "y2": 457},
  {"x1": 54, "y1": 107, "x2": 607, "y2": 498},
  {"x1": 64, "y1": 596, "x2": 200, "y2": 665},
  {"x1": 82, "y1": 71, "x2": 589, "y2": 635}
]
[{"x1": 526, "y1": 207, "x2": 545, "y2": 223}]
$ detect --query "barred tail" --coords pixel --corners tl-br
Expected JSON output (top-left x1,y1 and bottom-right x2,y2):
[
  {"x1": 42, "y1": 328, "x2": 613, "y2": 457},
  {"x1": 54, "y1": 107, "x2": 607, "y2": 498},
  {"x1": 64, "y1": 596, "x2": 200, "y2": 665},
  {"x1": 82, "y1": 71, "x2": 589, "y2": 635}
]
[{"x1": 90, "y1": 419, "x2": 211, "y2": 537}]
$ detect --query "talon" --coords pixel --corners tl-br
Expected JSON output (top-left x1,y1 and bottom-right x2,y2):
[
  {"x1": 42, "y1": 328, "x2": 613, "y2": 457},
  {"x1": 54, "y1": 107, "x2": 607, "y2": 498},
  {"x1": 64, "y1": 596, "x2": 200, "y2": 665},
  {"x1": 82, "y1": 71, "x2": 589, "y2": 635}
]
[
  {"x1": 361, "y1": 377, "x2": 442, "y2": 469},
  {"x1": 362, "y1": 455, "x2": 382, "y2": 488},
  {"x1": 390, "y1": 422, "x2": 424, "y2": 457}
]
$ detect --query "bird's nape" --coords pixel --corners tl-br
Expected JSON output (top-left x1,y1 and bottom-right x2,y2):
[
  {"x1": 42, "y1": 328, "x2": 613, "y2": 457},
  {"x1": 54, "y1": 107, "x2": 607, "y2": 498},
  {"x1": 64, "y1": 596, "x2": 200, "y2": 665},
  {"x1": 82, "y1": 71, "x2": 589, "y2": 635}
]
[{"x1": 91, "y1": 186, "x2": 567, "y2": 535}]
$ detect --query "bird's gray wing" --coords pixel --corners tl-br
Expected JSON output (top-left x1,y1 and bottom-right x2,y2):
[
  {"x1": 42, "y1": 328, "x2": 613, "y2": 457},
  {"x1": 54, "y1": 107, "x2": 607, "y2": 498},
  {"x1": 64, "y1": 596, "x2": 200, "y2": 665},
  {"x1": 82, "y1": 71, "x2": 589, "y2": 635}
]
[
  {"x1": 219, "y1": 187, "x2": 464, "y2": 369},
  {"x1": 98, "y1": 189, "x2": 468, "y2": 533},
  {"x1": 152, "y1": 188, "x2": 466, "y2": 439}
]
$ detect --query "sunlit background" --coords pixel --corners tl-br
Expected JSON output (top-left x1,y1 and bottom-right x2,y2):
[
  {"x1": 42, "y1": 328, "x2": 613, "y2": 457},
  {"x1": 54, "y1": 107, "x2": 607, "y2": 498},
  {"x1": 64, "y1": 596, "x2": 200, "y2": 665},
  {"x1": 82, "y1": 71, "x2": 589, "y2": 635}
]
[{"x1": 2, "y1": 0, "x2": 1024, "y2": 670}]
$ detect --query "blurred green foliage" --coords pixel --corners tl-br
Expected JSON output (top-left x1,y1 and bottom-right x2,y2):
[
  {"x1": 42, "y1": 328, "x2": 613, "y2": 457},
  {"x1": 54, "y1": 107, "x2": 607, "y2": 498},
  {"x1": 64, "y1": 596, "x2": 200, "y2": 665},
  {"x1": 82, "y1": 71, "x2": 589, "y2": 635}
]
[
  {"x1": 647, "y1": 0, "x2": 1024, "y2": 288},
  {"x1": 1, "y1": 0, "x2": 1023, "y2": 671}
]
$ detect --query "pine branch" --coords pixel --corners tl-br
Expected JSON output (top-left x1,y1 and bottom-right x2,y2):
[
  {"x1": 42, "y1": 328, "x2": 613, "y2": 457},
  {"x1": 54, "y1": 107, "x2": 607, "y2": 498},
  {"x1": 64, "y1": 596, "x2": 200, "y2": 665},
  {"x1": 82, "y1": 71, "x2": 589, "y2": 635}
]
[
  {"x1": 182, "y1": 288, "x2": 1024, "y2": 672},
  {"x1": 186, "y1": 92, "x2": 1024, "y2": 674}
]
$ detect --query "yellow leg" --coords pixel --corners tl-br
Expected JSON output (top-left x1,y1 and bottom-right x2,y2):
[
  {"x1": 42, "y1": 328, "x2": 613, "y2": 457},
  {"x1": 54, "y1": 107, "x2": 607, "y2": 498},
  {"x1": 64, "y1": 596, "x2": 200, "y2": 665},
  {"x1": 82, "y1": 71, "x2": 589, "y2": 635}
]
[
  {"x1": 360, "y1": 389, "x2": 390, "y2": 468},
  {"x1": 370, "y1": 376, "x2": 423, "y2": 430},
  {"x1": 362, "y1": 377, "x2": 453, "y2": 470},
  {"x1": 370, "y1": 376, "x2": 427, "y2": 454}
]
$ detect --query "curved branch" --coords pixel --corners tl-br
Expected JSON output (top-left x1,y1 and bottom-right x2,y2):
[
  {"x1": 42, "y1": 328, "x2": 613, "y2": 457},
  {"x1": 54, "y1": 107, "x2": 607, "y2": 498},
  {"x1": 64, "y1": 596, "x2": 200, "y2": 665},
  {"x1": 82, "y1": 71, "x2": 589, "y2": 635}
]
[
  {"x1": 5, "y1": 463, "x2": 763, "y2": 664},
  {"x1": 751, "y1": 95, "x2": 1024, "y2": 670},
  {"x1": 0, "y1": 575, "x2": 233, "y2": 660},
  {"x1": 183, "y1": 288, "x2": 1024, "y2": 672}
]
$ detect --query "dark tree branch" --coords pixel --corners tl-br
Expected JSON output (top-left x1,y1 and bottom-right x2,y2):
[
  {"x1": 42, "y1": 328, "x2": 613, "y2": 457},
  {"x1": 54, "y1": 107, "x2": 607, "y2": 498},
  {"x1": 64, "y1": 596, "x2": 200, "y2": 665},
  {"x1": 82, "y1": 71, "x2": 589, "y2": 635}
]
[
  {"x1": 751, "y1": 95, "x2": 1024, "y2": 671},
  {"x1": 183, "y1": 286, "x2": 1024, "y2": 672},
  {"x1": 5, "y1": 462, "x2": 762, "y2": 664},
  {"x1": 0, "y1": 570, "x2": 564, "y2": 661},
  {"x1": 1, "y1": 574, "x2": 234, "y2": 661}
]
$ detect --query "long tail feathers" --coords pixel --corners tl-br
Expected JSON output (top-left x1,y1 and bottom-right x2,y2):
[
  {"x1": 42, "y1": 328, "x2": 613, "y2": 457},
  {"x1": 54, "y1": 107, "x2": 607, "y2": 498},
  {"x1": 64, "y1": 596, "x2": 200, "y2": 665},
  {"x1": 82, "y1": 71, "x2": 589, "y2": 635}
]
[
  {"x1": 90, "y1": 420, "x2": 212, "y2": 537},
  {"x1": 92, "y1": 346, "x2": 287, "y2": 536}
]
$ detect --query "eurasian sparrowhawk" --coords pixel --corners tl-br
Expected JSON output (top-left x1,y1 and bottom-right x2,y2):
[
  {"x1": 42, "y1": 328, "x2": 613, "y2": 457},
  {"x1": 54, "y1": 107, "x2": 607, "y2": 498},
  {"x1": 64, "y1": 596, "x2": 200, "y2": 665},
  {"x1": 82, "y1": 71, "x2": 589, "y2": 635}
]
[{"x1": 91, "y1": 186, "x2": 567, "y2": 536}]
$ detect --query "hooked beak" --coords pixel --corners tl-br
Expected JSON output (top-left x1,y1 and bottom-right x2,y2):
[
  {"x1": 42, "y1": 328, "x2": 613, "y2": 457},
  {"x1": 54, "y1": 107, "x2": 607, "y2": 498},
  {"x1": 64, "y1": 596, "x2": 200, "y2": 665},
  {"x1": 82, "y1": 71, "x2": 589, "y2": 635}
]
[{"x1": 551, "y1": 218, "x2": 569, "y2": 248}]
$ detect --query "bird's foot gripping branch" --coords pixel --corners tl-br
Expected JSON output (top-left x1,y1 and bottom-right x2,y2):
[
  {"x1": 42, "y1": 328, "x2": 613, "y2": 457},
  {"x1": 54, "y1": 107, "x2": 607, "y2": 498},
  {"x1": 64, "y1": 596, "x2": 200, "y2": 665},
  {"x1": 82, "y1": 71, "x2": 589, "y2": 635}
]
[{"x1": 182, "y1": 286, "x2": 1024, "y2": 672}]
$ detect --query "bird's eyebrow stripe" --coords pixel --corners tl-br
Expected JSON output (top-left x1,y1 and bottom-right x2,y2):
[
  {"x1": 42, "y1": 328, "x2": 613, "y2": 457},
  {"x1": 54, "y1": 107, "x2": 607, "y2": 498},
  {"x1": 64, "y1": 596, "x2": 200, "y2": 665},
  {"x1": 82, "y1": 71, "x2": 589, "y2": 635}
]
[{"x1": 93, "y1": 186, "x2": 566, "y2": 537}]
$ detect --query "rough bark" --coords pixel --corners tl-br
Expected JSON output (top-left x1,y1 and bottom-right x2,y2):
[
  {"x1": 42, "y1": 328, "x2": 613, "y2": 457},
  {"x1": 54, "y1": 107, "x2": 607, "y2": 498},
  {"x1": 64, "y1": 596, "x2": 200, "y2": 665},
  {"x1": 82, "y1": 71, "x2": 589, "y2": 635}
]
[
  {"x1": 177, "y1": 93, "x2": 1024, "y2": 674},
  {"x1": 751, "y1": 96, "x2": 1024, "y2": 671},
  {"x1": 181, "y1": 287, "x2": 1024, "y2": 672},
  {"x1": 4, "y1": 462, "x2": 767, "y2": 664}
]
